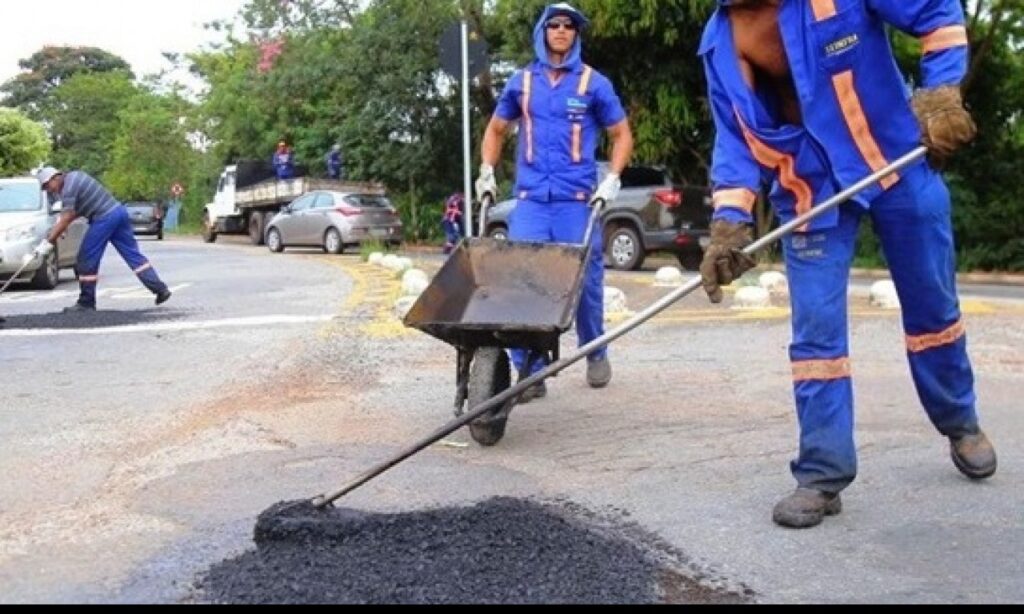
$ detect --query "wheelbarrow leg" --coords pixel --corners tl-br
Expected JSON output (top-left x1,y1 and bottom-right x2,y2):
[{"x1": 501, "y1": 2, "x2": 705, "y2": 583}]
[{"x1": 453, "y1": 347, "x2": 473, "y2": 418}]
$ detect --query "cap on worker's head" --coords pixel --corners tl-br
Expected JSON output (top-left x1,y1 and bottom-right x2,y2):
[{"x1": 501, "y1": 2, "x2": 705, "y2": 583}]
[
  {"x1": 36, "y1": 166, "x2": 61, "y2": 188},
  {"x1": 546, "y1": 2, "x2": 589, "y2": 29},
  {"x1": 332, "y1": 144, "x2": 341, "y2": 152}
]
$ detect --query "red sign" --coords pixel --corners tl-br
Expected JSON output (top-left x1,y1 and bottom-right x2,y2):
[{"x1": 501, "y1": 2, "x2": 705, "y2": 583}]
[{"x1": 171, "y1": 183, "x2": 184, "y2": 197}]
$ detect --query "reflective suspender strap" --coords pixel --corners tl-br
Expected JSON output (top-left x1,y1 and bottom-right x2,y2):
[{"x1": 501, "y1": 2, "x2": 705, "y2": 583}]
[{"x1": 523, "y1": 70, "x2": 535, "y2": 164}]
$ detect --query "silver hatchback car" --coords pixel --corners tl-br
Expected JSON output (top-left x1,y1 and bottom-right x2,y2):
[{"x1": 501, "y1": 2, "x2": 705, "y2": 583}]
[
  {"x1": 0, "y1": 177, "x2": 85, "y2": 289},
  {"x1": 265, "y1": 191, "x2": 404, "y2": 255}
]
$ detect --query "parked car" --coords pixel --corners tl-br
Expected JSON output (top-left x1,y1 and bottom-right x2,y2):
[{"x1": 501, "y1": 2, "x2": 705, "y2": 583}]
[
  {"x1": 125, "y1": 201, "x2": 164, "y2": 240},
  {"x1": 483, "y1": 163, "x2": 713, "y2": 271},
  {"x1": 0, "y1": 177, "x2": 86, "y2": 289},
  {"x1": 265, "y1": 191, "x2": 404, "y2": 254}
]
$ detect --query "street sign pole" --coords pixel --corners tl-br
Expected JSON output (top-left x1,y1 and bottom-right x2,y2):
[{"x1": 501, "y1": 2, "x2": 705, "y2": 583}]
[{"x1": 461, "y1": 20, "x2": 473, "y2": 240}]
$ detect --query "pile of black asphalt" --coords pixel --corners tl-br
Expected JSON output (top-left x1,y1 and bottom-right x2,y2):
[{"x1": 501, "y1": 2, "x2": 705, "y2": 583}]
[
  {"x1": 193, "y1": 497, "x2": 753, "y2": 605},
  {"x1": 0, "y1": 309, "x2": 182, "y2": 330}
]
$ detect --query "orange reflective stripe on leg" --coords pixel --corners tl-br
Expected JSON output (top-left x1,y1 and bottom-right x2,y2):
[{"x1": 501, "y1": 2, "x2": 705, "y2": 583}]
[
  {"x1": 906, "y1": 320, "x2": 967, "y2": 354},
  {"x1": 134, "y1": 263, "x2": 153, "y2": 275},
  {"x1": 792, "y1": 358, "x2": 852, "y2": 383},
  {"x1": 79, "y1": 275, "x2": 100, "y2": 284}
]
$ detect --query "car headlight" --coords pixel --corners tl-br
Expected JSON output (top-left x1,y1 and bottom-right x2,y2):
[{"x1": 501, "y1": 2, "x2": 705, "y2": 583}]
[{"x1": 4, "y1": 223, "x2": 37, "y2": 242}]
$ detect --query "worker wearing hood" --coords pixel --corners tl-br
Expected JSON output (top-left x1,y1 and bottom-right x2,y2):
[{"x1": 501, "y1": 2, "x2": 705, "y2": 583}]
[{"x1": 476, "y1": 2, "x2": 634, "y2": 402}]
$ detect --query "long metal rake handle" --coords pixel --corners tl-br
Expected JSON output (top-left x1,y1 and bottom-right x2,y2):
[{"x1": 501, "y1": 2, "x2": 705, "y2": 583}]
[
  {"x1": 0, "y1": 255, "x2": 37, "y2": 298},
  {"x1": 312, "y1": 146, "x2": 928, "y2": 508}
]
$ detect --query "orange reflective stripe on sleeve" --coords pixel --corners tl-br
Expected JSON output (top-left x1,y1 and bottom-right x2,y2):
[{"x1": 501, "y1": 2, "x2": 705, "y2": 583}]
[
  {"x1": 792, "y1": 357, "x2": 852, "y2": 383},
  {"x1": 921, "y1": 26, "x2": 968, "y2": 54},
  {"x1": 831, "y1": 71, "x2": 899, "y2": 190},
  {"x1": 522, "y1": 71, "x2": 534, "y2": 164},
  {"x1": 810, "y1": 0, "x2": 837, "y2": 21},
  {"x1": 907, "y1": 320, "x2": 967, "y2": 354},
  {"x1": 713, "y1": 188, "x2": 757, "y2": 213}
]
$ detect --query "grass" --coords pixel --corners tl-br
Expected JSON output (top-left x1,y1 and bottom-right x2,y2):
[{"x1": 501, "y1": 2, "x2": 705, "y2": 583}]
[{"x1": 359, "y1": 239, "x2": 390, "y2": 262}]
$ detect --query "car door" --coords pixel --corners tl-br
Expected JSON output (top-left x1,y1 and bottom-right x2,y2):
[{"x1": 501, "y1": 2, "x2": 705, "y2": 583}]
[
  {"x1": 309, "y1": 192, "x2": 336, "y2": 245},
  {"x1": 279, "y1": 193, "x2": 316, "y2": 245}
]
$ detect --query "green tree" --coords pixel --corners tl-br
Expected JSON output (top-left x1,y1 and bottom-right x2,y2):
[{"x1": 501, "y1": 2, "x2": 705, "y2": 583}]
[
  {"x1": 0, "y1": 107, "x2": 51, "y2": 176},
  {"x1": 47, "y1": 71, "x2": 139, "y2": 176},
  {"x1": 105, "y1": 93, "x2": 199, "y2": 203},
  {"x1": 0, "y1": 46, "x2": 133, "y2": 119}
]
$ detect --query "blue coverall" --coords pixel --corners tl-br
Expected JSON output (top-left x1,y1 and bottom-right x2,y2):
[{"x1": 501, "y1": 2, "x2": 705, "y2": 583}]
[
  {"x1": 702, "y1": 0, "x2": 979, "y2": 493},
  {"x1": 493, "y1": 3, "x2": 627, "y2": 376}
]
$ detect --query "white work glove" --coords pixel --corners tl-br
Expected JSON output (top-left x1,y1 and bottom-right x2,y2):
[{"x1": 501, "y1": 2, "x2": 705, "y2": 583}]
[
  {"x1": 591, "y1": 173, "x2": 621, "y2": 208},
  {"x1": 475, "y1": 164, "x2": 497, "y2": 204},
  {"x1": 32, "y1": 240, "x2": 54, "y2": 259}
]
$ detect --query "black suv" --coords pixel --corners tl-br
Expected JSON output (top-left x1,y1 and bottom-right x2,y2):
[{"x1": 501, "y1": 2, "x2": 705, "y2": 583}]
[{"x1": 482, "y1": 163, "x2": 712, "y2": 271}]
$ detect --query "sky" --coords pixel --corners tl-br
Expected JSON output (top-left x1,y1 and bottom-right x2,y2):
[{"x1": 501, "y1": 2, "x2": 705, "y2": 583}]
[{"x1": 0, "y1": 0, "x2": 248, "y2": 89}]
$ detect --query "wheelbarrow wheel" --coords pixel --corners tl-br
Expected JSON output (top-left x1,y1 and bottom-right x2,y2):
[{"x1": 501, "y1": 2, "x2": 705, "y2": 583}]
[{"x1": 467, "y1": 347, "x2": 513, "y2": 447}]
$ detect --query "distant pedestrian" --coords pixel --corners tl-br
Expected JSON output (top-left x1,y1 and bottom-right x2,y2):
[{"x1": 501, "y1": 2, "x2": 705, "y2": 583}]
[
  {"x1": 441, "y1": 192, "x2": 465, "y2": 255},
  {"x1": 326, "y1": 144, "x2": 344, "y2": 180},
  {"x1": 273, "y1": 141, "x2": 296, "y2": 180},
  {"x1": 34, "y1": 167, "x2": 172, "y2": 312}
]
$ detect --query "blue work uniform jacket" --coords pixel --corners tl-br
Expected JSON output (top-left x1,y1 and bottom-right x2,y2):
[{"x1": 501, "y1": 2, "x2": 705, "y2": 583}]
[
  {"x1": 494, "y1": 3, "x2": 627, "y2": 203},
  {"x1": 701, "y1": 0, "x2": 969, "y2": 229}
]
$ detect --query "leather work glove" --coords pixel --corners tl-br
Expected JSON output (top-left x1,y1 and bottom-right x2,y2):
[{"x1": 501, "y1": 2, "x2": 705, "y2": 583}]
[
  {"x1": 590, "y1": 173, "x2": 621, "y2": 208},
  {"x1": 475, "y1": 164, "x2": 497, "y2": 205},
  {"x1": 700, "y1": 220, "x2": 757, "y2": 304},
  {"x1": 911, "y1": 85, "x2": 977, "y2": 169},
  {"x1": 32, "y1": 239, "x2": 54, "y2": 260}
]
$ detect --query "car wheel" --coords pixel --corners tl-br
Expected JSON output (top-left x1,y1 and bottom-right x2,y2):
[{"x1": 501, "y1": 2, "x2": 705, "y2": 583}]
[
  {"x1": 248, "y1": 212, "x2": 266, "y2": 246},
  {"x1": 202, "y1": 212, "x2": 218, "y2": 244},
  {"x1": 324, "y1": 228, "x2": 344, "y2": 255},
  {"x1": 468, "y1": 347, "x2": 514, "y2": 448},
  {"x1": 30, "y1": 250, "x2": 60, "y2": 290},
  {"x1": 676, "y1": 248, "x2": 704, "y2": 272},
  {"x1": 606, "y1": 225, "x2": 645, "y2": 271},
  {"x1": 267, "y1": 228, "x2": 285, "y2": 253},
  {"x1": 488, "y1": 225, "x2": 509, "y2": 242}
]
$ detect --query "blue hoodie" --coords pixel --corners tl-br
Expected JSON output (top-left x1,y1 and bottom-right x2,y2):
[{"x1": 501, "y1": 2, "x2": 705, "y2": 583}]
[{"x1": 493, "y1": 3, "x2": 626, "y2": 203}]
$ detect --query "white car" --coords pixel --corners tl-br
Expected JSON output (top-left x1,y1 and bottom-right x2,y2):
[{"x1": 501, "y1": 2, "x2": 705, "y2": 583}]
[{"x1": 0, "y1": 177, "x2": 86, "y2": 289}]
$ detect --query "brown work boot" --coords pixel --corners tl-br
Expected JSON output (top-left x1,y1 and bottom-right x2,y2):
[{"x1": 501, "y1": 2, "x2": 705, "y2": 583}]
[
  {"x1": 772, "y1": 488, "x2": 843, "y2": 529},
  {"x1": 950, "y1": 430, "x2": 997, "y2": 480}
]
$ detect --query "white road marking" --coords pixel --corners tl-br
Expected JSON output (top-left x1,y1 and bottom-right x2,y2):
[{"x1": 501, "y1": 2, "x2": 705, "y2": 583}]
[{"x1": 0, "y1": 315, "x2": 336, "y2": 337}]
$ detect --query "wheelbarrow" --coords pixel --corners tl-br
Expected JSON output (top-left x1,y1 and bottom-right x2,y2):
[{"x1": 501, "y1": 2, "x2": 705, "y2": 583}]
[
  {"x1": 403, "y1": 197, "x2": 605, "y2": 446},
  {"x1": 311, "y1": 147, "x2": 926, "y2": 508}
]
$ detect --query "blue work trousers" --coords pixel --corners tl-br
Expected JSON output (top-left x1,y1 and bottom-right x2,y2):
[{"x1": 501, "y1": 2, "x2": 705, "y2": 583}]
[
  {"x1": 784, "y1": 162, "x2": 979, "y2": 493},
  {"x1": 76, "y1": 207, "x2": 169, "y2": 308},
  {"x1": 508, "y1": 199, "x2": 606, "y2": 376}
]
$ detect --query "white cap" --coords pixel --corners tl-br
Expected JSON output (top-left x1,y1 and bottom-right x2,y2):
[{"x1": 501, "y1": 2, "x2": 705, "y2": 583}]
[{"x1": 36, "y1": 166, "x2": 61, "y2": 187}]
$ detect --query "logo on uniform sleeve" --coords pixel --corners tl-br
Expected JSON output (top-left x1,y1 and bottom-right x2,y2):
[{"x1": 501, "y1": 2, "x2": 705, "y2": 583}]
[
  {"x1": 824, "y1": 33, "x2": 860, "y2": 58},
  {"x1": 567, "y1": 97, "x2": 589, "y2": 121}
]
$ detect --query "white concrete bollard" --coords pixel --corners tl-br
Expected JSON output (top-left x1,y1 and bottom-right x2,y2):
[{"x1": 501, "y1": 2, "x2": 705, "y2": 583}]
[
  {"x1": 654, "y1": 267, "x2": 686, "y2": 287},
  {"x1": 733, "y1": 286, "x2": 772, "y2": 310},
  {"x1": 368, "y1": 252, "x2": 385, "y2": 265},
  {"x1": 759, "y1": 271, "x2": 790, "y2": 301},
  {"x1": 870, "y1": 280, "x2": 901, "y2": 310},
  {"x1": 380, "y1": 254, "x2": 400, "y2": 270},
  {"x1": 401, "y1": 269, "x2": 430, "y2": 297},
  {"x1": 604, "y1": 287, "x2": 629, "y2": 315}
]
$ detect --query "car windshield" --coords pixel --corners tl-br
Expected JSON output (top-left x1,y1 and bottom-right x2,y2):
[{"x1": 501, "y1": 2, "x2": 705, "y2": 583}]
[
  {"x1": 344, "y1": 194, "x2": 392, "y2": 209},
  {"x1": 0, "y1": 182, "x2": 42, "y2": 213}
]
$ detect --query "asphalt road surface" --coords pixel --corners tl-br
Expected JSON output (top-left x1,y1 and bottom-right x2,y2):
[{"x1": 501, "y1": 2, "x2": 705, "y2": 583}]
[{"x1": 1, "y1": 236, "x2": 1021, "y2": 603}]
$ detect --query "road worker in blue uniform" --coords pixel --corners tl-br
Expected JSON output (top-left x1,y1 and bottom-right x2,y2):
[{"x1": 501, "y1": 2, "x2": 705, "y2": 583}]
[
  {"x1": 476, "y1": 2, "x2": 634, "y2": 402},
  {"x1": 33, "y1": 167, "x2": 172, "y2": 312},
  {"x1": 699, "y1": 0, "x2": 996, "y2": 528}
]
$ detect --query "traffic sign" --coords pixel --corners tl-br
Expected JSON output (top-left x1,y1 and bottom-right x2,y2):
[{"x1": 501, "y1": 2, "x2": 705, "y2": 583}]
[{"x1": 439, "y1": 22, "x2": 488, "y2": 81}]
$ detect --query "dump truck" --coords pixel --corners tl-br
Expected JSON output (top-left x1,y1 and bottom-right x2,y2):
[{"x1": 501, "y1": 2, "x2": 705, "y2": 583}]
[{"x1": 202, "y1": 161, "x2": 385, "y2": 245}]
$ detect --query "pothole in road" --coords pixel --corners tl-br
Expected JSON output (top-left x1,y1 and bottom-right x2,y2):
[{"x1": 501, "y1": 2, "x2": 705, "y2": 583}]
[{"x1": 192, "y1": 497, "x2": 754, "y2": 604}]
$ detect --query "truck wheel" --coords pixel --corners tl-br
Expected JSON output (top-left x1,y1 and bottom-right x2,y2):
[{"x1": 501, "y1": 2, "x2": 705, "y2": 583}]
[
  {"x1": 248, "y1": 213, "x2": 266, "y2": 246},
  {"x1": 606, "y1": 225, "x2": 645, "y2": 271},
  {"x1": 267, "y1": 228, "x2": 285, "y2": 253},
  {"x1": 324, "y1": 228, "x2": 344, "y2": 255},
  {"x1": 488, "y1": 225, "x2": 509, "y2": 242},
  {"x1": 30, "y1": 250, "x2": 59, "y2": 290},
  {"x1": 202, "y1": 212, "x2": 218, "y2": 244},
  {"x1": 468, "y1": 348, "x2": 514, "y2": 447}
]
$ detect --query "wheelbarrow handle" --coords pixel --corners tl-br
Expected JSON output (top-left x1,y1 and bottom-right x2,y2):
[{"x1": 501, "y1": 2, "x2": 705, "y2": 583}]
[
  {"x1": 478, "y1": 194, "x2": 494, "y2": 239},
  {"x1": 580, "y1": 198, "x2": 606, "y2": 253}
]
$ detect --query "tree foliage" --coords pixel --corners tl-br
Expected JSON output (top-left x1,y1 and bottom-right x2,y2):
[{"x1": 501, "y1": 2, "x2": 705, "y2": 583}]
[{"x1": 0, "y1": 107, "x2": 50, "y2": 176}]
